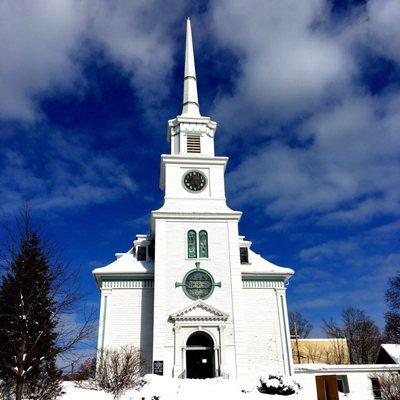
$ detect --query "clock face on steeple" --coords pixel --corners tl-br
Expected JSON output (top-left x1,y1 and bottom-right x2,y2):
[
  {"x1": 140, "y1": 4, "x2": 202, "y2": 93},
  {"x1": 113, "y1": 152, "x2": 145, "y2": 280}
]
[{"x1": 183, "y1": 170, "x2": 207, "y2": 192}]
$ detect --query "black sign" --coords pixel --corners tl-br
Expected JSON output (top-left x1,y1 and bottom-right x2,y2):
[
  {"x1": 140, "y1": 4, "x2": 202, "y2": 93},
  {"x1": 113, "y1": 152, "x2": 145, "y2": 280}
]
[{"x1": 153, "y1": 360, "x2": 164, "y2": 375}]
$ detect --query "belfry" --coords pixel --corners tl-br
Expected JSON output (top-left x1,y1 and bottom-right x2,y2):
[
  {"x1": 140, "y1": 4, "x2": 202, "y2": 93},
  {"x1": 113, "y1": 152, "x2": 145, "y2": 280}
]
[{"x1": 93, "y1": 18, "x2": 294, "y2": 380}]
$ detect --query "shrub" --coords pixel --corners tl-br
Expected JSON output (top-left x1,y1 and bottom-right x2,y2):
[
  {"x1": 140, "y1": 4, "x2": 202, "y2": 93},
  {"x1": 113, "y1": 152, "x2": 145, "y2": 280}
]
[
  {"x1": 258, "y1": 374, "x2": 301, "y2": 396},
  {"x1": 371, "y1": 373, "x2": 400, "y2": 400},
  {"x1": 95, "y1": 346, "x2": 146, "y2": 398}
]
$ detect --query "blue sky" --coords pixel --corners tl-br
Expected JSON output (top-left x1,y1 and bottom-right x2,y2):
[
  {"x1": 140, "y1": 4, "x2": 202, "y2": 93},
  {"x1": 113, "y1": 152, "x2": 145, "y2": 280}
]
[{"x1": 1, "y1": 0, "x2": 399, "y2": 352}]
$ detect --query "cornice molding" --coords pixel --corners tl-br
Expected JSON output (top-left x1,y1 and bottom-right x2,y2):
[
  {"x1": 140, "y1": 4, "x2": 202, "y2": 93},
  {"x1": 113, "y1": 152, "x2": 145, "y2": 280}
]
[
  {"x1": 242, "y1": 279, "x2": 285, "y2": 289},
  {"x1": 101, "y1": 279, "x2": 154, "y2": 289},
  {"x1": 170, "y1": 300, "x2": 229, "y2": 322}
]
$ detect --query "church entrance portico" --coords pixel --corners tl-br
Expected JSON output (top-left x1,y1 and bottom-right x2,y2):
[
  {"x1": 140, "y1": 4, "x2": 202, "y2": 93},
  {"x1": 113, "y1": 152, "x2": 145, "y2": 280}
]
[{"x1": 170, "y1": 300, "x2": 229, "y2": 378}]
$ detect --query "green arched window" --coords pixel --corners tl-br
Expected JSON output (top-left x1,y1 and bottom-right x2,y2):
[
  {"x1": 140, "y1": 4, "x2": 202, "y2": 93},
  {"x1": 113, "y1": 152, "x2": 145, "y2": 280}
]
[
  {"x1": 187, "y1": 230, "x2": 197, "y2": 258},
  {"x1": 199, "y1": 230, "x2": 208, "y2": 258}
]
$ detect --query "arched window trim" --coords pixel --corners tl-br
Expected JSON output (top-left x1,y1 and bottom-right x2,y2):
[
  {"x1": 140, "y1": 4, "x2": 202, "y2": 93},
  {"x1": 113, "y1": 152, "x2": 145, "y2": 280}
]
[
  {"x1": 199, "y1": 230, "x2": 208, "y2": 258},
  {"x1": 187, "y1": 230, "x2": 197, "y2": 259}
]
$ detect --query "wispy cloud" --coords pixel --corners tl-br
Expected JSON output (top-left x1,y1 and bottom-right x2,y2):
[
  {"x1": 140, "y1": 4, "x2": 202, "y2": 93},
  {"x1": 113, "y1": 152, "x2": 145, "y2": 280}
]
[{"x1": 0, "y1": 128, "x2": 136, "y2": 213}]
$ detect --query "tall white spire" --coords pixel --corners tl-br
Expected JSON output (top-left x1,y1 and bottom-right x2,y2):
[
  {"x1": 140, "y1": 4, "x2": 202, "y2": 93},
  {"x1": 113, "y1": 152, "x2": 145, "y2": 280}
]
[{"x1": 181, "y1": 17, "x2": 200, "y2": 117}]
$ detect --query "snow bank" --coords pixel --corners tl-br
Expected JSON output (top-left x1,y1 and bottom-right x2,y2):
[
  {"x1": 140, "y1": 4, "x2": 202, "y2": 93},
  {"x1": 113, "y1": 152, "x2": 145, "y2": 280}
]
[{"x1": 61, "y1": 374, "x2": 305, "y2": 400}]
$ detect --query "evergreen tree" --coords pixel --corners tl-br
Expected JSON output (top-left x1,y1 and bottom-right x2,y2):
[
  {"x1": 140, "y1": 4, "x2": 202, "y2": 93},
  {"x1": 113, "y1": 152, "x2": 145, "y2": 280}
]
[
  {"x1": 0, "y1": 229, "x2": 62, "y2": 399},
  {"x1": 385, "y1": 271, "x2": 400, "y2": 343}
]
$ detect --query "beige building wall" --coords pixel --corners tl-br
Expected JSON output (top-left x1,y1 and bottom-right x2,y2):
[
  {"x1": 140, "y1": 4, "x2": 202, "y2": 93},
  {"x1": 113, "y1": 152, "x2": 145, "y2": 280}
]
[{"x1": 291, "y1": 338, "x2": 350, "y2": 364}]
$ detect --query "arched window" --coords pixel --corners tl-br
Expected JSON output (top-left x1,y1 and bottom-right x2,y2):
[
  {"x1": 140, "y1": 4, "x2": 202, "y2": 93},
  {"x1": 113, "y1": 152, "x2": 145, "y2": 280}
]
[
  {"x1": 199, "y1": 230, "x2": 208, "y2": 258},
  {"x1": 187, "y1": 230, "x2": 197, "y2": 258}
]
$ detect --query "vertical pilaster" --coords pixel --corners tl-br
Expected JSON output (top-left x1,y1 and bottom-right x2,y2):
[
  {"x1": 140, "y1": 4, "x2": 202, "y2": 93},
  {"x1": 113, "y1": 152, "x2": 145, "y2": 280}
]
[
  {"x1": 275, "y1": 288, "x2": 293, "y2": 375},
  {"x1": 152, "y1": 219, "x2": 168, "y2": 373},
  {"x1": 227, "y1": 221, "x2": 248, "y2": 379}
]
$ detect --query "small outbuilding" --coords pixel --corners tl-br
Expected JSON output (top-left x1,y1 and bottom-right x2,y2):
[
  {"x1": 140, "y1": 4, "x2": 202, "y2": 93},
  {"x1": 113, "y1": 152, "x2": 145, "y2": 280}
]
[{"x1": 376, "y1": 344, "x2": 400, "y2": 364}]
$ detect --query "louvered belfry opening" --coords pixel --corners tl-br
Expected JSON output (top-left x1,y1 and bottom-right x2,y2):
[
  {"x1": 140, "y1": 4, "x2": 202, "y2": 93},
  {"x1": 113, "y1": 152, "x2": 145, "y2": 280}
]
[{"x1": 187, "y1": 135, "x2": 201, "y2": 153}]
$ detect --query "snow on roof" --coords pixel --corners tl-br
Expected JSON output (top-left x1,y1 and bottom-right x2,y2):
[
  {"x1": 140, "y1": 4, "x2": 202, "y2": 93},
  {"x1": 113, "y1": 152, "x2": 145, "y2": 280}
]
[
  {"x1": 92, "y1": 248, "x2": 154, "y2": 277},
  {"x1": 241, "y1": 249, "x2": 294, "y2": 279},
  {"x1": 381, "y1": 344, "x2": 400, "y2": 363}
]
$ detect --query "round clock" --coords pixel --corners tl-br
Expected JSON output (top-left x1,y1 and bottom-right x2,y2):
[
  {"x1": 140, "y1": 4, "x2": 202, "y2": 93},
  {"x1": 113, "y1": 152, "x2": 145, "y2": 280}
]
[{"x1": 183, "y1": 170, "x2": 207, "y2": 192}]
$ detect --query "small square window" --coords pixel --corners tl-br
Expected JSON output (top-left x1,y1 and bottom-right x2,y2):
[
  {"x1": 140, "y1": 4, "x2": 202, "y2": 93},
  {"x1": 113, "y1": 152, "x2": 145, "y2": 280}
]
[
  {"x1": 240, "y1": 247, "x2": 249, "y2": 264},
  {"x1": 137, "y1": 246, "x2": 147, "y2": 261},
  {"x1": 336, "y1": 375, "x2": 349, "y2": 394}
]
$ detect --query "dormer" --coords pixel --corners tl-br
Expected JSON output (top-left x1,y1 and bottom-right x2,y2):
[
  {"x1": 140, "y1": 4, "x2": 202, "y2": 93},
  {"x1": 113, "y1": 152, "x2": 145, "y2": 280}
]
[
  {"x1": 133, "y1": 234, "x2": 151, "y2": 262},
  {"x1": 239, "y1": 235, "x2": 252, "y2": 265}
]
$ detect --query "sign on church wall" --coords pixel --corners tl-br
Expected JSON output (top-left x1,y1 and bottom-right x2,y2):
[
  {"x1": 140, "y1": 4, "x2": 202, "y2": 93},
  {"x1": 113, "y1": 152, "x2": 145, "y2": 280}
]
[{"x1": 153, "y1": 360, "x2": 164, "y2": 375}]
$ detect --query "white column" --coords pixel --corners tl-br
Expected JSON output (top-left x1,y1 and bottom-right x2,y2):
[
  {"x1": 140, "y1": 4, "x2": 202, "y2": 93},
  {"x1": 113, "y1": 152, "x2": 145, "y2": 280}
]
[
  {"x1": 182, "y1": 347, "x2": 186, "y2": 378},
  {"x1": 219, "y1": 325, "x2": 226, "y2": 374},
  {"x1": 173, "y1": 325, "x2": 182, "y2": 377},
  {"x1": 214, "y1": 347, "x2": 219, "y2": 377},
  {"x1": 280, "y1": 289, "x2": 294, "y2": 375},
  {"x1": 227, "y1": 221, "x2": 248, "y2": 379},
  {"x1": 275, "y1": 288, "x2": 293, "y2": 375}
]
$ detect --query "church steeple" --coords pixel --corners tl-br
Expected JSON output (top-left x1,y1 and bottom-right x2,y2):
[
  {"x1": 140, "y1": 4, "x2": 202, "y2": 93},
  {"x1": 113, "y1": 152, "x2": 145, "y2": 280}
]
[
  {"x1": 182, "y1": 17, "x2": 200, "y2": 117},
  {"x1": 167, "y1": 18, "x2": 217, "y2": 157}
]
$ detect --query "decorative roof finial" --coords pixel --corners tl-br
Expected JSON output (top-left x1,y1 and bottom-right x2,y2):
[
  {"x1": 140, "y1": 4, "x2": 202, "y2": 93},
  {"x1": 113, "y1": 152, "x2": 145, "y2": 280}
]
[{"x1": 182, "y1": 17, "x2": 200, "y2": 117}]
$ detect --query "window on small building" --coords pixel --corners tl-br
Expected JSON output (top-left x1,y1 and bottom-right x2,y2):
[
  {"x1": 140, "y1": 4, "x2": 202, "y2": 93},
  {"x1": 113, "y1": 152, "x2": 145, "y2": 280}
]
[
  {"x1": 187, "y1": 135, "x2": 201, "y2": 153},
  {"x1": 371, "y1": 378, "x2": 382, "y2": 399},
  {"x1": 240, "y1": 247, "x2": 249, "y2": 264},
  {"x1": 336, "y1": 375, "x2": 349, "y2": 394},
  {"x1": 199, "y1": 230, "x2": 208, "y2": 258},
  {"x1": 187, "y1": 230, "x2": 197, "y2": 258},
  {"x1": 137, "y1": 246, "x2": 147, "y2": 261}
]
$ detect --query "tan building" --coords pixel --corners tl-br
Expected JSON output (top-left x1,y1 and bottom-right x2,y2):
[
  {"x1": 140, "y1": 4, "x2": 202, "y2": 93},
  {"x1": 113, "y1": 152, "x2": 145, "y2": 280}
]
[{"x1": 291, "y1": 338, "x2": 350, "y2": 365}]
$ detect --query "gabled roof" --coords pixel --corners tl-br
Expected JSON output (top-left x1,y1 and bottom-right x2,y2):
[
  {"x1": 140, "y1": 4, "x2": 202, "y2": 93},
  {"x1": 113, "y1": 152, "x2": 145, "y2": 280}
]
[
  {"x1": 170, "y1": 300, "x2": 229, "y2": 322},
  {"x1": 92, "y1": 248, "x2": 154, "y2": 285},
  {"x1": 377, "y1": 344, "x2": 400, "y2": 364},
  {"x1": 241, "y1": 249, "x2": 294, "y2": 281}
]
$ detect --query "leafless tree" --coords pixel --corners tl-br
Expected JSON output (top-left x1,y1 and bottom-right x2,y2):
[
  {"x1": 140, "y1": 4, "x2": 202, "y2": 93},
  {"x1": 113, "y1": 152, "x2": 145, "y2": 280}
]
[
  {"x1": 328, "y1": 338, "x2": 348, "y2": 364},
  {"x1": 302, "y1": 342, "x2": 323, "y2": 363},
  {"x1": 289, "y1": 311, "x2": 313, "y2": 338},
  {"x1": 323, "y1": 307, "x2": 382, "y2": 364},
  {"x1": 385, "y1": 271, "x2": 400, "y2": 343},
  {"x1": 289, "y1": 311, "x2": 313, "y2": 364}
]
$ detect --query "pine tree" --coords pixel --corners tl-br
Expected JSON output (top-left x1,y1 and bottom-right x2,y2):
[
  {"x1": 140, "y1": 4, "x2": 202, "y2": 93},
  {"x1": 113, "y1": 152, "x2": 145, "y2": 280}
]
[{"x1": 0, "y1": 230, "x2": 62, "y2": 399}]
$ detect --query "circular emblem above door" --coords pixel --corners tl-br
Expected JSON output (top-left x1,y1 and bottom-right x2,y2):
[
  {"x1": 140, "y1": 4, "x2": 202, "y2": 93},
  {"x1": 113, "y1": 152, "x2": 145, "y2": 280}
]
[
  {"x1": 175, "y1": 262, "x2": 221, "y2": 300},
  {"x1": 182, "y1": 170, "x2": 207, "y2": 193}
]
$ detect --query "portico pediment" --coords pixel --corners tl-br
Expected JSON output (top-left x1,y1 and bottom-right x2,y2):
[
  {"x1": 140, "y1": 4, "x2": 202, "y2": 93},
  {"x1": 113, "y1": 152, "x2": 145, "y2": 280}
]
[{"x1": 170, "y1": 300, "x2": 229, "y2": 322}]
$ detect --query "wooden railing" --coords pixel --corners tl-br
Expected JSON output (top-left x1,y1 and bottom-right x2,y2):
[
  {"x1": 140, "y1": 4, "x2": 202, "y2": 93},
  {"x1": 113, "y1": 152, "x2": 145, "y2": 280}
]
[
  {"x1": 178, "y1": 370, "x2": 186, "y2": 379},
  {"x1": 219, "y1": 370, "x2": 229, "y2": 379}
]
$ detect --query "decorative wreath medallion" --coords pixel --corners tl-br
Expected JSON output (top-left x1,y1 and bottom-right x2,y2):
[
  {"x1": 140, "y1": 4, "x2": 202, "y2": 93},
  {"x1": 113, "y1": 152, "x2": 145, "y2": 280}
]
[{"x1": 175, "y1": 262, "x2": 221, "y2": 300}]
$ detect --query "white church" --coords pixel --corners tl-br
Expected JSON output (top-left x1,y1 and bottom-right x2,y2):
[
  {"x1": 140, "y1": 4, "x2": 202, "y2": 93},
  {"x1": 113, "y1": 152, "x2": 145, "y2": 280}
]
[{"x1": 93, "y1": 18, "x2": 295, "y2": 380}]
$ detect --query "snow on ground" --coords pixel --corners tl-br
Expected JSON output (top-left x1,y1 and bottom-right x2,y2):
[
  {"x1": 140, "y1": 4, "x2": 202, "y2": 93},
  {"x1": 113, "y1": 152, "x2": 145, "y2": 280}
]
[{"x1": 60, "y1": 374, "x2": 307, "y2": 400}]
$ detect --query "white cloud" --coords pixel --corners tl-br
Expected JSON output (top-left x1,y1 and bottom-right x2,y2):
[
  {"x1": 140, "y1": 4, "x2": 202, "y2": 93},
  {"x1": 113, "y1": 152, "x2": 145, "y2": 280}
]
[
  {"x1": 213, "y1": 0, "x2": 400, "y2": 223},
  {"x1": 365, "y1": 0, "x2": 400, "y2": 63},
  {"x1": 0, "y1": 130, "x2": 136, "y2": 213},
  {"x1": 0, "y1": 0, "x2": 86, "y2": 121},
  {"x1": 210, "y1": 0, "x2": 355, "y2": 131},
  {"x1": 0, "y1": 0, "x2": 185, "y2": 122},
  {"x1": 298, "y1": 240, "x2": 360, "y2": 263},
  {"x1": 227, "y1": 91, "x2": 400, "y2": 222}
]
